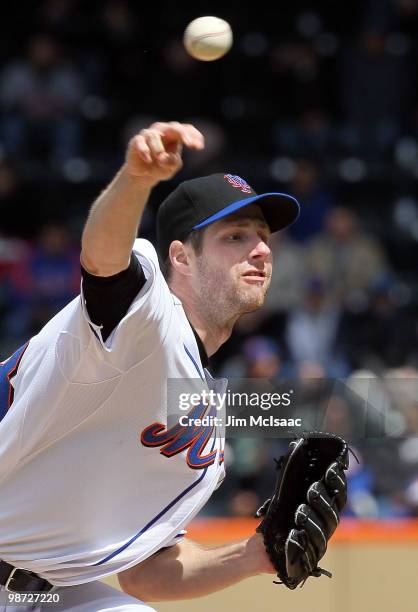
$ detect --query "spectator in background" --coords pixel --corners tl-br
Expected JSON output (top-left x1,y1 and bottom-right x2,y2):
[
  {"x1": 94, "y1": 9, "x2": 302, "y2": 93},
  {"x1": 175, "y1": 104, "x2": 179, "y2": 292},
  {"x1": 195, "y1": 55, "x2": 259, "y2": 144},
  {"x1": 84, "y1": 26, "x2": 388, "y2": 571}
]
[
  {"x1": 100, "y1": 0, "x2": 136, "y2": 46},
  {"x1": 284, "y1": 276, "x2": 350, "y2": 377},
  {"x1": 271, "y1": 41, "x2": 333, "y2": 157},
  {"x1": 270, "y1": 42, "x2": 326, "y2": 115},
  {"x1": 0, "y1": 33, "x2": 84, "y2": 164},
  {"x1": 0, "y1": 163, "x2": 28, "y2": 297},
  {"x1": 242, "y1": 336, "x2": 283, "y2": 379},
  {"x1": 307, "y1": 207, "x2": 388, "y2": 305},
  {"x1": 345, "y1": 369, "x2": 404, "y2": 437},
  {"x1": 263, "y1": 230, "x2": 305, "y2": 314},
  {"x1": 226, "y1": 435, "x2": 272, "y2": 519},
  {"x1": 400, "y1": 401, "x2": 418, "y2": 516},
  {"x1": 352, "y1": 366, "x2": 418, "y2": 517},
  {"x1": 36, "y1": 0, "x2": 86, "y2": 41},
  {"x1": 363, "y1": 436, "x2": 415, "y2": 517},
  {"x1": 95, "y1": 0, "x2": 141, "y2": 101},
  {"x1": 219, "y1": 335, "x2": 284, "y2": 380},
  {"x1": 383, "y1": 366, "x2": 418, "y2": 413},
  {"x1": 0, "y1": 160, "x2": 41, "y2": 238},
  {"x1": 348, "y1": 275, "x2": 418, "y2": 370},
  {"x1": 0, "y1": 233, "x2": 26, "y2": 350},
  {"x1": 223, "y1": 337, "x2": 288, "y2": 518},
  {"x1": 287, "y1": 159, "x2": 334, "y2": 243},
  {"x1": 4, "y1": 224, "x2": 80, "y2": 342},
  {"x1": 339, "y1": 28, "x2": 412, "y2": 158},
  {"x1": 344, "y1": 447, "x2": 379, "y2": 518}
]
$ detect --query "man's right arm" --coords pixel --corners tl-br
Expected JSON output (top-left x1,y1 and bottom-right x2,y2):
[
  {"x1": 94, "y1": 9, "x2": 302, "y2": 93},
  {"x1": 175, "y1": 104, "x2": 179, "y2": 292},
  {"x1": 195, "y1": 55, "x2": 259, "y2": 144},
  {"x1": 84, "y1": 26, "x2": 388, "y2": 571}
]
[
  {"x1": 80, "y1": 166, "x2": 154, "y2": 277},
  {"x1": 80, "y1": 121, "x2": 204, "y2": 277},
  {"x1": 79, "y1": 121, "x2": 204, "y2": 338}
]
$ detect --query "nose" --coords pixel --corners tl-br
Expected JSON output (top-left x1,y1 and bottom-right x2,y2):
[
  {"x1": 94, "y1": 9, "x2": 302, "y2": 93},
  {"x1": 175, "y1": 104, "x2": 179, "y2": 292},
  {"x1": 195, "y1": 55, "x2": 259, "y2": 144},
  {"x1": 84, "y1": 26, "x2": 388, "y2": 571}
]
[{"x1": 249, "y1": 238, "x2": 271, "y2": 261}]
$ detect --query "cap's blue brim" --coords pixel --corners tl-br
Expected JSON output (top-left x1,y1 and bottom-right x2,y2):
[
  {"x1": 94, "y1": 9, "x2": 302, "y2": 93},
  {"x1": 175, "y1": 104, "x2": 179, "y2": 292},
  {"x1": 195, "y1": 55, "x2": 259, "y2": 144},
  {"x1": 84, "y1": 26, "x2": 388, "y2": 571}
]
[{"x1": 192, "y1": 192, "x2": 300, "y2": 232}]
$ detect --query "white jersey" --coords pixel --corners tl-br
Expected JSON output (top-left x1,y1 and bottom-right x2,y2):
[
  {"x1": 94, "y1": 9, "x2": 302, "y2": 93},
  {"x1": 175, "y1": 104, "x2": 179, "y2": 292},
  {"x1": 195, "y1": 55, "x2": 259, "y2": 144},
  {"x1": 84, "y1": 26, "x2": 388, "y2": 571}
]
[{"x1": 0, "y1": 239, "x2": 226, "y2": 586}]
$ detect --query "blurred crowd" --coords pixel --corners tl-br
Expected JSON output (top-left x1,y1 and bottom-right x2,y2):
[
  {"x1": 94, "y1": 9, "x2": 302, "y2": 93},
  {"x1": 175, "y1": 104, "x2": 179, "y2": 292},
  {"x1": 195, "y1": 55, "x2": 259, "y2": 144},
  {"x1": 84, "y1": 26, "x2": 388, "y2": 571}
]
[{"x1": 0, "y1": 0, "x2": 417, "y2": 518}]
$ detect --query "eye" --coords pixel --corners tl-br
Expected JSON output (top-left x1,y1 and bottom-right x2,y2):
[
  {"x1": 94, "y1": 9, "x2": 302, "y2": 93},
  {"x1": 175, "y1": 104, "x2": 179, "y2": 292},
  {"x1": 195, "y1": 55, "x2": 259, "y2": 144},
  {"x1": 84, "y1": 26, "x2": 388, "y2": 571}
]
[{"x1": 226, "y1": 233, "x2": 243, "y2": 241}]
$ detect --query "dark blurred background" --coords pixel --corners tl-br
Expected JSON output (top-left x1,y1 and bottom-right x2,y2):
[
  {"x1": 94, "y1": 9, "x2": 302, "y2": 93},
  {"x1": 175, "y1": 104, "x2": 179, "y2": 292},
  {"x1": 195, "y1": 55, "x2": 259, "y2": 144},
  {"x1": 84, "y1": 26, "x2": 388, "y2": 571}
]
[{"x1": 0, "y1": 0, "x2": 417, "y2": 519}]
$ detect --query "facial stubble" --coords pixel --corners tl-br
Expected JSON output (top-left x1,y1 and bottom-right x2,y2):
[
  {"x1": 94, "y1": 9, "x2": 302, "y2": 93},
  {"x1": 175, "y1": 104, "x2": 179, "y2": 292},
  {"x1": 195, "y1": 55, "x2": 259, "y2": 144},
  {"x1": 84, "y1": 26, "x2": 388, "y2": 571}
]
[{"x1": 195, "y1": 256, "x2": 271, "y2": 326}]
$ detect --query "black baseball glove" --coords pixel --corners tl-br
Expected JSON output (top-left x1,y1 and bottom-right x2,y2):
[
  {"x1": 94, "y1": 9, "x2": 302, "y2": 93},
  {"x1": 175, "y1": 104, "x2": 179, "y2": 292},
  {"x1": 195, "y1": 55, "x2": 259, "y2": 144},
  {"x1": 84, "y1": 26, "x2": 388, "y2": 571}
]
[{"x1": 256, "y1": 432, "x2": 349, "y2": 589}]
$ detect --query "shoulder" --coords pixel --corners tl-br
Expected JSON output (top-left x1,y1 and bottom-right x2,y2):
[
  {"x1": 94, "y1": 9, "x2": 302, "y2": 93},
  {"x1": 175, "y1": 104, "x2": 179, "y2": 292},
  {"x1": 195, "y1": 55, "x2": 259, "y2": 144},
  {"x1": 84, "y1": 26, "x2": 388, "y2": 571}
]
[{"x1": 132, "y1": 238, "x2": 161, "y2": 272}]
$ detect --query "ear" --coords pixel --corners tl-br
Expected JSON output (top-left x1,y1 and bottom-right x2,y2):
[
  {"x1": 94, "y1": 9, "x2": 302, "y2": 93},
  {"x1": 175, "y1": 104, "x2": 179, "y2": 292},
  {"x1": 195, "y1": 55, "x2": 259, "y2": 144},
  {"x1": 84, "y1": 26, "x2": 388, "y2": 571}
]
[{"x1": 169, "y1": 240, "x2": 191, "y2": 277}]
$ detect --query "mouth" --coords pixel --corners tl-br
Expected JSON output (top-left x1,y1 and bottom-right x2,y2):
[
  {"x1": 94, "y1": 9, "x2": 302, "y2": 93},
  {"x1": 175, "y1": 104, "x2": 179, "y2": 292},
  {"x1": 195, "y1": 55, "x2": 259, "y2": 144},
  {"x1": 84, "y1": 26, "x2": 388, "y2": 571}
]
[{"x1": 242, "y1": 270, "x2": 267, "y2": 284}]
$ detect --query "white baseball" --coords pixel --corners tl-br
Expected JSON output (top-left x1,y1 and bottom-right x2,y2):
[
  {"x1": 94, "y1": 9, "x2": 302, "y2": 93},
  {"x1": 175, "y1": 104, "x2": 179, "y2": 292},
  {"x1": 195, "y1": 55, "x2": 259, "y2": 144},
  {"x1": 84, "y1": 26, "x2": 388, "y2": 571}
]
[{"x1": 183, "y1": 16, "x2": 233, "y2": 61}]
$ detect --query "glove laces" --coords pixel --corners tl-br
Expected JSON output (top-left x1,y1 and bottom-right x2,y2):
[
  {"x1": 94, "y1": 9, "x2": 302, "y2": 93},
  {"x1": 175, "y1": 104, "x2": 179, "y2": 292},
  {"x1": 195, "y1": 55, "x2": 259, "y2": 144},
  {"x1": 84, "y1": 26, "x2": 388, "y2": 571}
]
[{"x1": 273, "y1": 566, "x2": 333, "y2": 588}]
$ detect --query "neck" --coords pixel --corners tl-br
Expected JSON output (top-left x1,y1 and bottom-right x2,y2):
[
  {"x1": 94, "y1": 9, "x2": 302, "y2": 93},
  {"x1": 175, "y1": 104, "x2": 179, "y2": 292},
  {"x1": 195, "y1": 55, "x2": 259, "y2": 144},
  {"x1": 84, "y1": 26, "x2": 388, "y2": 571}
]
[
  {"x1": 170, "y1": 280, "x2": 239, "y2": 357},
  {"x1": 184, "y1": 306, "x2": 237, "y2": 357}
]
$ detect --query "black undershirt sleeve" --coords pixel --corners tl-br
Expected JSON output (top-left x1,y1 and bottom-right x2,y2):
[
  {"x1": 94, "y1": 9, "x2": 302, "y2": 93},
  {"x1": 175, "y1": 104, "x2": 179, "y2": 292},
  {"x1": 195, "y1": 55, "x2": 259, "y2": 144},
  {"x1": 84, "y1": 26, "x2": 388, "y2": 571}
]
[{"x1": 81, "y1": 255, "x2": 146, "y2": 342}]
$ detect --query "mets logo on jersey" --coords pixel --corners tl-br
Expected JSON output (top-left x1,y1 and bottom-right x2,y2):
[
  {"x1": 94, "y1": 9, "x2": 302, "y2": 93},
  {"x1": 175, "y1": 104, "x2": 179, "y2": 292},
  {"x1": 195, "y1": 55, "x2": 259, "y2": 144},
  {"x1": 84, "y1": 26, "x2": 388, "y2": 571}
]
[
  {"x1": 224, "y1": 174, "x2": 252, "y2": 194},
  {"x1": 140, "y1": 401, "x2": 223, "y2": 470}
]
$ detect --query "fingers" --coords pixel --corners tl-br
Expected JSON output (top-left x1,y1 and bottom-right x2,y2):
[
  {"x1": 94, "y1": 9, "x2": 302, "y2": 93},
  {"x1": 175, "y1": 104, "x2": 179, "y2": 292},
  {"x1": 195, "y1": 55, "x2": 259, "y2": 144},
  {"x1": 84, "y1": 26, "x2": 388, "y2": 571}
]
[
  {"x1": 285, "y1": 528, "x2": 314, "y2": 586},
  {"x1": 134, "y1": 130, "x2": 168, "y2": 164},
  {"x1": 132, "y1": 122, "x2": 204, "y2": 169},
  {"x1": 145, "y1": 129, "x2": 166, "y2": 158},
  {"x1": 307, "y1": 481, "x2": 340, "y2": 538},
  {"x1": 151, "y1": 121, "x2": 205, "y2": 149},
  {"x1": 325, "y1": 462, "x2": 348, "y2": 512},
  {"x1": 133, "y1": 134, "x2": 152, "y2": 164},
  {"x1": 295, "y1": 503, "x2": 328, "y2": 559}
]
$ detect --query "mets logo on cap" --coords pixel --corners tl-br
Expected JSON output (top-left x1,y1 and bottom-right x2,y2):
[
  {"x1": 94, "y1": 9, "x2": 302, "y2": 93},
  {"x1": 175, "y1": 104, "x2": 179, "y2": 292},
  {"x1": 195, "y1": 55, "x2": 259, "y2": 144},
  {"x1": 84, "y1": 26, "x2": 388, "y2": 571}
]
[{"x1": 224, "y1": 174, "x2": 252, "y2": 194}]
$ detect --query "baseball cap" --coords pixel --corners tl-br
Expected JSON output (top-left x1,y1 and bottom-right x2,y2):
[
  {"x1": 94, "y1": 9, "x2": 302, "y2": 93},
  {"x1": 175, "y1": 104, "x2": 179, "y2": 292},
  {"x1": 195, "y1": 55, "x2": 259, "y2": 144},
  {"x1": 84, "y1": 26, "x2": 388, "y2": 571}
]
[{"x1": 156, "y1": 173, "x2": 300, "y2": 260}]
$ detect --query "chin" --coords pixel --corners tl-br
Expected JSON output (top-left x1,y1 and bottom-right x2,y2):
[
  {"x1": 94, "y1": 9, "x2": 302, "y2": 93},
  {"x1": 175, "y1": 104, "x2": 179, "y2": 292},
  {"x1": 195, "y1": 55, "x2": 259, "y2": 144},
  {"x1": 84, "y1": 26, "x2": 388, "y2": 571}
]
[
  {"x1": 240, "y1": 292, "x2": 266, "y2": 312},
  {"x1": 232, "y1": 280, "x2": 269, "y2": 313}
]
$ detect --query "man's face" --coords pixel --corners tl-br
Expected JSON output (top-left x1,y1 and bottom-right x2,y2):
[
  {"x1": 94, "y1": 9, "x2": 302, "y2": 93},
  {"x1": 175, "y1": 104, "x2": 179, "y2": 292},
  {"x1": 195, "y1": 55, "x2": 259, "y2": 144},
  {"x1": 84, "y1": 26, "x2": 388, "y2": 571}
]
[{"x1": 190, "y1": 204, "x2": 272, "y2": 317}]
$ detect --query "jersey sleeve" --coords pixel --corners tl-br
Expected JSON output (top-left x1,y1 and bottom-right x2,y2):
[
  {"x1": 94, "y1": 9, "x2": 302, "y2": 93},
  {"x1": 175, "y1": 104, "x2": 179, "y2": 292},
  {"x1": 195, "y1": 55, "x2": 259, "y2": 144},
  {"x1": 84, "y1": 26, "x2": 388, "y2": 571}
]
[
  {"x1": 81, "y1": 255, "x2": 146, "y2": 342},
  {"x1": 80, "y1": 239, "x2": 176, "y2": 369}
]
